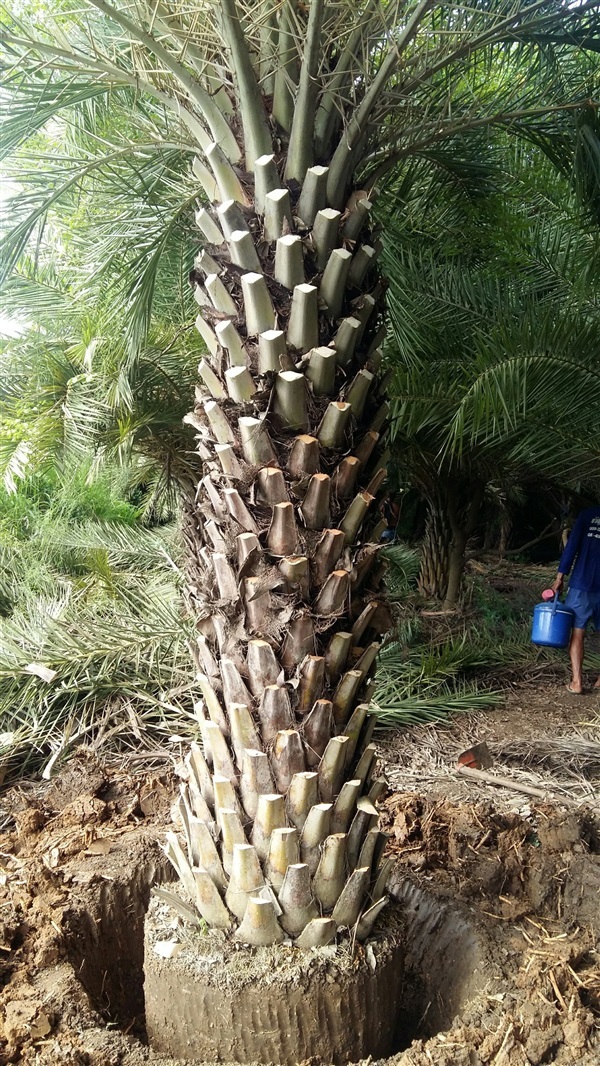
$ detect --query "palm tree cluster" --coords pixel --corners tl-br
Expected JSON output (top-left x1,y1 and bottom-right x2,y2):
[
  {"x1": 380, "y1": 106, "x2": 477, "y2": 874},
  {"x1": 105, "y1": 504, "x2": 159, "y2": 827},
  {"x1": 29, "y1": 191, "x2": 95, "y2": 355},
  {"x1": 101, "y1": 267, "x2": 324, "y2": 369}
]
[
  {"x1": 2, "y1": 0, "x2": 600, "y2": 953},
  {"x1": 383, "y1": 145, "x2": 600, "y2": 605}
]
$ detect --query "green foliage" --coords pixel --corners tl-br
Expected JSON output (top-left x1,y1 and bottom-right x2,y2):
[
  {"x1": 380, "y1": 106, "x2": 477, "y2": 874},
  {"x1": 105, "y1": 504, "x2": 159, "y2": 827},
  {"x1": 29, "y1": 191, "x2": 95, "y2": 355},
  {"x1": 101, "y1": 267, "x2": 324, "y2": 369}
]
[
  {"x1": 0, "y1": 77, "x2": 198, "y2": 352},
  {"x1": 0, "y1": 305, "x2": 201, "y2": 512},
  {"x1": 379, "y1": 135, "x2": 600, "y2": 607},
  {"x1": 0, "y1": 481, "x2": 192, "y2": 780},
  {"x1": 0, "y1": 462, "x2": 145, "y2": 613},
  {"x1": 383, "y1": 141, "x2": 600, "y2": 497},
  {"x1": 374, "y1": 561, "x2": 555, "y2": 728},
  {"x1": 468, "y1": 578, "x2": 533, "y2": 642},
  {"x1": 0, "y1": 465, "x2": 139, "y2": 531},
  {"x1": 0, "y1": 570, "x2": 196, "y2": 781},
  {"x1": 380, "y1": 543, "x2": 421, "y2": 601},
  {"x1": 43, "y1": 470, "x2": 139, "y2": 526}
]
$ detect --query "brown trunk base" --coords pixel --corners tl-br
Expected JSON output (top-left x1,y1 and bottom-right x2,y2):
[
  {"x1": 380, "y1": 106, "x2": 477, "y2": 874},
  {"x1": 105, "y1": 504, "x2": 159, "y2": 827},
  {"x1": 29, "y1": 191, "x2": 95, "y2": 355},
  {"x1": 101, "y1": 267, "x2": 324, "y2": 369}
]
[{"x1": 144, "y1": 896, "x2": 404, "y2": 1064}]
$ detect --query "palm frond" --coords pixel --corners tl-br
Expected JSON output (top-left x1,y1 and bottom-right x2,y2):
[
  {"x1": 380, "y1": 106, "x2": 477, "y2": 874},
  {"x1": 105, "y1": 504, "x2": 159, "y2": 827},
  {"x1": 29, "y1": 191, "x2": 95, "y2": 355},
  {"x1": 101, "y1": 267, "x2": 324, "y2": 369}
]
[
  {"x1": 382, "y1": 543, "x2": 421, "y2": 600},
  {"x1": 0, "y1": 573, "x2": 194, "y2": 779},
  {"x1": 39, "y1": 519, "x2": 182, "y2": 572},
  {"x1": 373, "y1": 634, "x2": 502, "y2": 725}
]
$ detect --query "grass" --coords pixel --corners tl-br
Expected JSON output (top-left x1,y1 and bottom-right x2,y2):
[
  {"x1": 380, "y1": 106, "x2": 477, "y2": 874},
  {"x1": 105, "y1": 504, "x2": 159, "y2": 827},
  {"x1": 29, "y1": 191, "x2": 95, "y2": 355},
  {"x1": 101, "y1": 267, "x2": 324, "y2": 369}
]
[{"x1": 0, "y1": 464, "x2": 142, "y2": 615}]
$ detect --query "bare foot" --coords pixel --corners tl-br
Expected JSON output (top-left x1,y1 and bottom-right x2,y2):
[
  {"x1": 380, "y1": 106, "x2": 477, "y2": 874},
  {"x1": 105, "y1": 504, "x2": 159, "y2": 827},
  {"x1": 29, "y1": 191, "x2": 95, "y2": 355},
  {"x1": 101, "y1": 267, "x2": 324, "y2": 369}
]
[
  {"x1": 594, "y1": 678, "x2": 600, "y2": 690},
  {"x1": 565, "y1": 683, "x2": 583, "y2": 695}
]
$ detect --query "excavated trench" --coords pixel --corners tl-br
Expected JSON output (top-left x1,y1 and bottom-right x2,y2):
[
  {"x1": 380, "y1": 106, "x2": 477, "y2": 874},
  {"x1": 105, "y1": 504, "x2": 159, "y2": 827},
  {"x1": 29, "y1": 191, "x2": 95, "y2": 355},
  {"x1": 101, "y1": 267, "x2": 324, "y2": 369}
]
[
  {"x1": 62, "y1": 856, "x2": 486, "y2": 1064},
  {"x1": 62, "y1": 855, "x2": 174, "y2": 1031},
  {"x1": 388, "y1": 874, "x2": 486, "y2": 1048}
]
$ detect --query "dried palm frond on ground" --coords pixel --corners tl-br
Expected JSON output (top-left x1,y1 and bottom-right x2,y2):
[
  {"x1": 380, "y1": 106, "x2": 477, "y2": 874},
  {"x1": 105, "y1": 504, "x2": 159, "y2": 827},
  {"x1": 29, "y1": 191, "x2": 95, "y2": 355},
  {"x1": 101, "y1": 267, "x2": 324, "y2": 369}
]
[
  {"x1": 0, "y1": 565, "x2": 197, "y2": 783},
  {"x1": 497, "y1": 734, "x2": 600, "y2": 774},
  {"x1": 379, "y1": 712, "x2": 600, "y2": 812}
]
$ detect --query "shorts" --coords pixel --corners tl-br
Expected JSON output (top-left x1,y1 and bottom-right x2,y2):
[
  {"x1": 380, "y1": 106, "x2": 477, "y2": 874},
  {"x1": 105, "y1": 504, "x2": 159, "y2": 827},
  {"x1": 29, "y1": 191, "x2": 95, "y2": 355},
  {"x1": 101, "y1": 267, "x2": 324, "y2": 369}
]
[{"x1": 564, "y1": 587, "x2": 600, "y2": 630}]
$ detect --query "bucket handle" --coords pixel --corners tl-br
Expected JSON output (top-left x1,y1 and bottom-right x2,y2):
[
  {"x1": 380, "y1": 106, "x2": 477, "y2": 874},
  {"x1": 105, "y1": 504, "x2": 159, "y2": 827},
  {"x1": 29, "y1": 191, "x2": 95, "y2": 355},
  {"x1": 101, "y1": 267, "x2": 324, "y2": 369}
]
[{"x1": 551, "y1": 591, "x2": 560, "y2": 615}]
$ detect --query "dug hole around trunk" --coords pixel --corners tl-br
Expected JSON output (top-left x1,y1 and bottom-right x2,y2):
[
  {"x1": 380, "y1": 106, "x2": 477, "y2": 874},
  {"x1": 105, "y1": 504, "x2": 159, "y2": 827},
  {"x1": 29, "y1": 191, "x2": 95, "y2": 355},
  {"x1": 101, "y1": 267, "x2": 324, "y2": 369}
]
[{"x1": 53, "y1": 831, "x2": 486, "y2": 1065}]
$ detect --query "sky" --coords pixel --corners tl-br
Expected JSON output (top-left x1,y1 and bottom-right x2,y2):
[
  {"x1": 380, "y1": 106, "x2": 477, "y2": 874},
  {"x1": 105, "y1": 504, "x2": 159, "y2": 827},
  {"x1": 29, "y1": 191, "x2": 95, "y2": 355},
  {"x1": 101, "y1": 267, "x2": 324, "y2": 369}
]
[{"x1": 0, "y1": 316, "x2": 25, "y2": 338}]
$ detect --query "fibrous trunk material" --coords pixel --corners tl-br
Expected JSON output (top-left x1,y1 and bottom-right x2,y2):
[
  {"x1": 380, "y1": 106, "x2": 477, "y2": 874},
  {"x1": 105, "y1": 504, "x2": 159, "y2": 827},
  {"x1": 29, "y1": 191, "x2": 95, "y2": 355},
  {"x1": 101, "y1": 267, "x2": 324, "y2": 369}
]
[
  {"x1": 418, "y1": 500, "x2": 451, "y2": 601},
  {"x1": 144, "y1": 903, "x2": 404, "y2": 1063},
  {"x1": 164, "y1": 152, "x2": 392, "y2": 949}
]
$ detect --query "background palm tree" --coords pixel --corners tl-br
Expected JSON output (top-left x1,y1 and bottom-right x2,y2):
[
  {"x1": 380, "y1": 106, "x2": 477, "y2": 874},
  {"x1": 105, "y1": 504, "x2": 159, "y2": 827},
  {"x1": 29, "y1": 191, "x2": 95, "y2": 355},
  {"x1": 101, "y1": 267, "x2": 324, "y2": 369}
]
[
  {"x1": 2, "y1": 0, "x2": 600, "y2": 971},
  {"x1": 0, "y1": 255, "x2": 202, "y2": 518},
  {"x1": 383, "y1": 143, "x2": 600, "y2": 606}
]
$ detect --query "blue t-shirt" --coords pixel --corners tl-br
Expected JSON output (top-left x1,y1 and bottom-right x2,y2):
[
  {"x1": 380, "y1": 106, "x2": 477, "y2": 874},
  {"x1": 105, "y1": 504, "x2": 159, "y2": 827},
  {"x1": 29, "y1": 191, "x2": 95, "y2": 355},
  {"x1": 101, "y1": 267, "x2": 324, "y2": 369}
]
[{"x1": 559, "y1": 507, "x2": 600, "y2": 592}]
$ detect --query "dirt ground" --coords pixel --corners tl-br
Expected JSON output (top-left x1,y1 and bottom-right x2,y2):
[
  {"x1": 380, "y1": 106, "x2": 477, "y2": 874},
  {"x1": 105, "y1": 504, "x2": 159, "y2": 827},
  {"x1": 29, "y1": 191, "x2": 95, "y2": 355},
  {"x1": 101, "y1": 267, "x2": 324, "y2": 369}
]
[{"x1": 0, "y1": 680, "x2": 598, "y2": 1066}]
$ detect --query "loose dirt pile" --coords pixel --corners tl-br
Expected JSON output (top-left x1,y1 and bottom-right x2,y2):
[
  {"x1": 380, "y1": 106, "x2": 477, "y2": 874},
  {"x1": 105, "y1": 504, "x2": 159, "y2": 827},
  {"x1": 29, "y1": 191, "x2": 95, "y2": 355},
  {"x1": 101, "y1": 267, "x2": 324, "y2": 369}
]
[
  {"x1": 382, "y1": 793, "x2": 600, "y2": 1065},
  {"x1": 0, "y1": 751, "x2": 172, "y2": 1066},
  {"x1": 0, "y1": 722, "x2": 598, "y2": 1066}
]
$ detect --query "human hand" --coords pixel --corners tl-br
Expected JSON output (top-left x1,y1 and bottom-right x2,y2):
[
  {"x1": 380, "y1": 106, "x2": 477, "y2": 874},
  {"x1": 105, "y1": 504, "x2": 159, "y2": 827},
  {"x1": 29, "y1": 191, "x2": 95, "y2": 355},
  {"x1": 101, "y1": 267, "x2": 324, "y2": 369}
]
[{"x1": 551, "y1": 574, "x2": 564, "y2": 594}]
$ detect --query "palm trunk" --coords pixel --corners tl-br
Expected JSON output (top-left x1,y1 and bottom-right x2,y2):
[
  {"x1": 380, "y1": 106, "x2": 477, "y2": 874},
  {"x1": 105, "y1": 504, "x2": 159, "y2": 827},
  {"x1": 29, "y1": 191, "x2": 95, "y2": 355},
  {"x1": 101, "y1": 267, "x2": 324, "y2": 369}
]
[
  {"x1": 418, "y1": 483, "x2": 483, "y2": 608},
  {"x1": 418, "y1": 496, "x2": 451, "y2": 600},
  {"x1": 163, "y1": 139, "x2": 391, "y2": 947},
  {"x1": 443, "y1": 482, "x2": 484, "y2": 610},
  {"x1": 497, "y1": 510, "x2": 512, "y2": 557},
  {"x1": 444, "y1": 533, "x2": 467, "y2": 609}
]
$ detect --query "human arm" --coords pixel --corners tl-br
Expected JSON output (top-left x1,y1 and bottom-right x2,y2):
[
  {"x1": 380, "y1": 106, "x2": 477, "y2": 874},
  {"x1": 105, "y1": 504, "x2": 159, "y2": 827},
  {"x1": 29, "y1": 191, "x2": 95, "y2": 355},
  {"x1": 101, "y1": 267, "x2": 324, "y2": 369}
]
[{"x1": 555, "y1": 512, "x2": 587, "y2": 587}]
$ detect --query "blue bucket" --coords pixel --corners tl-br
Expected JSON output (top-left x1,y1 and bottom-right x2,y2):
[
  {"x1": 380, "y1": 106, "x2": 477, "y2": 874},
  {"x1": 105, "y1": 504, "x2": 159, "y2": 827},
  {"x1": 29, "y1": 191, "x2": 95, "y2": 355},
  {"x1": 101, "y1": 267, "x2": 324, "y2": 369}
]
[{"x1": 531, "y1": 594, "x2": 574, "y2": 648}]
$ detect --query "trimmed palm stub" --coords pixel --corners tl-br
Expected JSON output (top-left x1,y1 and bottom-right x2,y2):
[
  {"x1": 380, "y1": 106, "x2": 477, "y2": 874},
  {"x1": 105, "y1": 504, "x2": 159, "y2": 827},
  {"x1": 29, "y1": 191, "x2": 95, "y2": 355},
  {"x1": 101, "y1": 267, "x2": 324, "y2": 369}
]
[{"x1": 164, "y1": 150, "x2": 392, "y2": 946}]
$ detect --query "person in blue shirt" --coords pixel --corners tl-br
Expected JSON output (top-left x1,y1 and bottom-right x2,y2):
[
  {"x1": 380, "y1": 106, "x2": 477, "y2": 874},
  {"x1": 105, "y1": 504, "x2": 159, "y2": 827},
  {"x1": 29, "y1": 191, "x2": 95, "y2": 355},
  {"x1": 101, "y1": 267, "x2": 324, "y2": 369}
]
[{"x1": 552, "y1": 505, "x2": 600, "y2": 693}]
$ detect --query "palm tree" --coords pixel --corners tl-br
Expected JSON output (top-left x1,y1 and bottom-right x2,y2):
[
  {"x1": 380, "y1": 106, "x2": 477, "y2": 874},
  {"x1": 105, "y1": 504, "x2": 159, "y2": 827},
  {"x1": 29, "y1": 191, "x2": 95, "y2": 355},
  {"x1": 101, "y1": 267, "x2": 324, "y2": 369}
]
[
  {"x1": 0, "y1": 253, "x2": 203, "y2": 517},
  {"x1": 383, "y1": 151, "x2": 600, "y2": 607},
  {"x1": 2, "y1": 0, "x2": 600, "y2": 1041}
]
